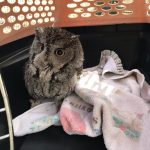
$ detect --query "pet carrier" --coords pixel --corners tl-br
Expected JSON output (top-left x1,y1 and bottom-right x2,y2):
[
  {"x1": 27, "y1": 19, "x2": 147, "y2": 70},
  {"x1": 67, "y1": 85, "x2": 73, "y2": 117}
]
[{"x1": 0, "y1": 1, "x2": 150, "y2": 150}]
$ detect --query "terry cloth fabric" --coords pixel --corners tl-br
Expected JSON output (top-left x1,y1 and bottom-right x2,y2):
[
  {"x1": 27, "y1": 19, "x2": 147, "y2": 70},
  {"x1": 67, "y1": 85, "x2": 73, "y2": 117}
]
[
  {"x1": 73, "y1": 50, "x2": 150, "y2": 150},
  {"x1": 13, "y1": 102, "x2": 60, "y2": 136},
  {"x1": 13, "y1": 50, "x2": 150, "y2": 150},
  {"x1": 59, "y1": 93, "x2": 101, "y2": 137},
  {"x1": 60, "y1": 50, "x2": 150, "y2": 150},
  {"x1": 75, "y1": 79, "x2": 150, "y2": 150}
]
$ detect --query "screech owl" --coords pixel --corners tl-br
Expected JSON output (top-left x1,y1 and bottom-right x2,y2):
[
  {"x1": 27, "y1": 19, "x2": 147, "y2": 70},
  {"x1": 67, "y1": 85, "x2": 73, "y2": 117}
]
[{"x1": 24, "y1": 27, "x2": 84, "y2": 107}]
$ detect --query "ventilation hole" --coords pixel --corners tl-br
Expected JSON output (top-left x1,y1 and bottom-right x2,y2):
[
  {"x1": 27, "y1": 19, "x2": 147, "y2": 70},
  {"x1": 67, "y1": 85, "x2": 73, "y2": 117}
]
[
  {"x1": 116, "y1": 5, "x2": 126, "y2": 10},
  {"x1": 34, "y1": 0, "x2": 40, "y2": 5},
  {"x1": 41, "y1": 12, "x2": 46, "y2": 17},
  {"x1": 122, "y1": 10, "x2": 133, "y2": 15},
  {"x1": 109, "y1": 10, "x2": 119, "y2": 15},
  {"x1": 50, "y1": 6, "x2": 55, "y2": 11},
  {"x1": 13, "y1": 6, "x2": 21, "y2": 13},
  {"x1": 122, "y1": 0, "x2": 134, "y2": 4},
  {"x1": 67, "y1": 3, "x2": 77, "y2": 8},
  {"x1": 102, "y1": 6, "x2": 111, "y2": 11},
  {"x1": 87, "y1": 7, "x2": 97, "y2": 12},
  {"x1": 38, "y1": 6, "x2": 43, "y2": 11},
  {"x1": 108, "y1": 0, "x2": 118, "y2": 5},
  {"x1": 0, "y1": 18, "x2": 5, "y2": 25},
  {"x1": 80, "y1": 2, "x2": 90, "y2": 7},
  {"x1": 26, "y1": 13, "x2": 33, "y2": 19},
  {"x1": 147, "y1": 11, "x2": 150, "y2": 16},
  {"x1": 30, "y1": 19, "x2": 36, "y2": 25},
  {"x1": 22, "y1": 6, "x2": 29, "y2": 12},
  {"x1": 68, "y1": 13, "x2": 78, "y2": 18},
  {"x1": 50, "y1": 17, "x2": 55, "y2": 22},
  {"x1": 30, "y1": 6, "x2": 36, "y2": 12},
  {"x1": 27, "y1": 0, "x2": 33, "y2": 5},
  {"x1": 146, "y1": 0, "x2": 150, "y2": 4},
  {"x1": 37, "y1": 18, "x2": 43, "y2": 24},
  {"x1": 94, "y1": 1, "x2": 105, "y2": 6},
  {"x1": 22, "y1": 21, "x2": 29, "y2": 27},
  {"x1": 34, "y1": 12, "x2": 40, "y2": 18},
  {"x1": 48, "y1": 0, "x2": 53, "y2": 5},
  {"x1": 44, "y1": 17, "x2": 49, "y2": 22},
  {"x1": 42, "y1": 0, "x2": 47, "y2": 5},
  {"x1": 95, "y1": 11, "x2": 105, "y2": 16},
  {"x1": 3, "y1": 26, "x2": 12, "y2": 34},
  {"x1": 45, "y1": 6, "x2": 50, "y2": 11},
  {"x1": 81, "y1": 12, "x2": 91, "y2": 17},
  {"x1": 73, "y1": 0, "x2": 83, "y2": 2},
  {"x1": 1, "y1": 6, "x2": 11, "y2": 13},
  {"x1": 18, "y1": 0, "x2": 25, "y2": 5},
  {"x1": 13, "y1": 23, "x2": 21, "y2": 30},
  {"x1": 7, "y1": 15, "x2": 16, "y2": 23},
  {"x1": 18, "y1": 14, "x2": 25, "y2": 21},
  {"x1": 47, "y1": 12, "x2": 52, "y2": 16},
  {"x1": 7, "y1": 0, "x2": 16, "y2": 4},
  {"x1": 74, "y1": 8, "x2": 84, "y2": 13}
]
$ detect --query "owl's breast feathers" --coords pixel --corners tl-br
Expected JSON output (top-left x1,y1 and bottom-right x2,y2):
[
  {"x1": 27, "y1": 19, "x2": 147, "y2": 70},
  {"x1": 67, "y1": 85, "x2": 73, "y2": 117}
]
[{"x1": 25, "y1": 62, "x2": 79, "y2": 101}]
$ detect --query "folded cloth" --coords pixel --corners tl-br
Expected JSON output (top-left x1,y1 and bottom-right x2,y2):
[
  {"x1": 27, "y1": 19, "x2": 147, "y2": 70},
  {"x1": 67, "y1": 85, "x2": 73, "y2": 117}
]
[
  {"x1": 73, "y1": 50, "x2": 150, "y2": 150},
  {"x1": 59, "y1": 93, "x2": 100, "y2": 137},
  {"x1": 13, "y1": 102, "x2": 60, "y2": 136},
  {"x1": 75, "y1": 84, "x2": 149, "y2": 150},
  {"x1": 13, "y1": 50, "x2": 150, "y2": 150}
]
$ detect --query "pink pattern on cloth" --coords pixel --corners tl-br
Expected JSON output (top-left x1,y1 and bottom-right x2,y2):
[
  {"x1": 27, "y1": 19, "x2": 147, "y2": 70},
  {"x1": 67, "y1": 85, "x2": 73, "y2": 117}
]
[{"x1": 60, "y1": 107, "x2": 86, "y2": 135}]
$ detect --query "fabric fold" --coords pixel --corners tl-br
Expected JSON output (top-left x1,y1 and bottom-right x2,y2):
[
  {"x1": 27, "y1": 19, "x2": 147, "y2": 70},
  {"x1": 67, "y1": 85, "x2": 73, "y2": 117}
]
[
  {"x1": 13, "y1": 102, "x2": 59, "y2": 136},
  {"x1": 13, "y1": 50, "x2": 150, "y2": 150}
]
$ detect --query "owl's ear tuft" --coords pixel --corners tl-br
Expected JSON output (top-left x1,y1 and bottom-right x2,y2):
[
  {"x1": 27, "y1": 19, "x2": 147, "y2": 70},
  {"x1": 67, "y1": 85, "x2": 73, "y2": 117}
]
[
  {"x1": 35, "y1": 27, "x2": 44, "y2": 36},
  {"x1": 59, "y1": 28, "x2": 62, "y2": 32}
]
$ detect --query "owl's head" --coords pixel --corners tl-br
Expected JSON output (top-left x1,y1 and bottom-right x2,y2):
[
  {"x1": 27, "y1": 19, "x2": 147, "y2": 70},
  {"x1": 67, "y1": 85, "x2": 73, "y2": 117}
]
[{"x1": 30, "y1": 27, "x2": 84, "y2": 71}]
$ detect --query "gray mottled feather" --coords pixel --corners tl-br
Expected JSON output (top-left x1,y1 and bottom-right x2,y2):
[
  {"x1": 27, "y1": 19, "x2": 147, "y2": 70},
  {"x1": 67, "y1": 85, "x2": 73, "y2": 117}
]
[{"x1": 24, "y1": 27, "x2": 84, "y2": 106}]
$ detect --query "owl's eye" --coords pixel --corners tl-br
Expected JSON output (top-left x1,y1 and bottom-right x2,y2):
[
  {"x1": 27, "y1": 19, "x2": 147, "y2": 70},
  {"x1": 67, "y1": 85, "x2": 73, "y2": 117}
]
[
  {"x1": 40, "y1": 43, "x2": 44, "y2": 50},
  {"x1": 55, "y1": 48, "x2": 64, "y2": 56}
]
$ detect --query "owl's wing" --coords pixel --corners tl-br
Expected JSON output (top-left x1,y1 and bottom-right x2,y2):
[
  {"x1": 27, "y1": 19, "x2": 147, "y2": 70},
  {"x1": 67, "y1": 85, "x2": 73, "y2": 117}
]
[{"x1": 76, "y1": 65, "x2": 83, "y2": 76}]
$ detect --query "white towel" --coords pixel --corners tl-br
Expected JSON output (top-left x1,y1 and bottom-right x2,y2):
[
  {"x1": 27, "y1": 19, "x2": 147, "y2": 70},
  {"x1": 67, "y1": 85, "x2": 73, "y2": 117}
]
[
  {"x1": 13, "y1": 102, "x2": 59, "y2": 136},
  {"x1": 61, "y1": 50, "x2": 150, "y2": 150},
  {"x1": 13, "y1": 50, "x2": 150, "y2": 150}
]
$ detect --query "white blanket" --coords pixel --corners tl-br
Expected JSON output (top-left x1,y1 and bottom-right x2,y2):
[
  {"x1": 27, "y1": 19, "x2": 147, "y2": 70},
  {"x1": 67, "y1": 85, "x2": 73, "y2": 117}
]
[{"x1": 13, "y1": 50, "x2": 150, "y2": 150}]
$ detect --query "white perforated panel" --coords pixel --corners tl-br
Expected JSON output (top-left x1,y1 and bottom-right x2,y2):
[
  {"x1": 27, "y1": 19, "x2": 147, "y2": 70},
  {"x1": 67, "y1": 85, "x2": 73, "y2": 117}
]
[
  {"x1": 0, "y1": 0, "x2": 150, "y2": 45},
  {"x1": 0, "y1": 0, "x2": 56, "y2": 44},
  {"x1": 67, "y1": 0, "x2": 134, "y2": 19}
]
